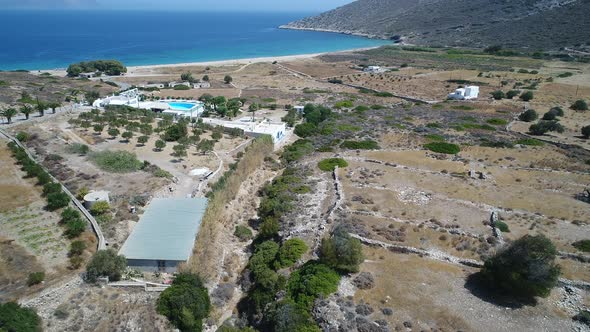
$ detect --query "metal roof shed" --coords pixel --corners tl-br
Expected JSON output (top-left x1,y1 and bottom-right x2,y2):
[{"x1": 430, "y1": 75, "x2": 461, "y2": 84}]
[{"x1": 119, "y1": 197, "x2": 208, "y2": 272}]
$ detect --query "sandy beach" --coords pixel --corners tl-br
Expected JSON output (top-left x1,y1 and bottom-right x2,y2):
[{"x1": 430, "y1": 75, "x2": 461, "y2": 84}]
[{"x1": 36, "y1": 46, "x2": 381, "y2": 77}]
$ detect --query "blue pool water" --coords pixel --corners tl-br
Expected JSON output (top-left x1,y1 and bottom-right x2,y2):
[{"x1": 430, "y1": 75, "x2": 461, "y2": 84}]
[
  {"x1": 167, "y1": 102, "x2": 196, "y2": 111},
  {"x1": 0, "y1": 11, "x2": 391, "y2": 70}
]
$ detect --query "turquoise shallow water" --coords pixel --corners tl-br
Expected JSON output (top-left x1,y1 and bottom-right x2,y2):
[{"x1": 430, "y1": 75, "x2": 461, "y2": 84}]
[{"x1": 0, "y1": 10, "x2": 390, "y2": 70}]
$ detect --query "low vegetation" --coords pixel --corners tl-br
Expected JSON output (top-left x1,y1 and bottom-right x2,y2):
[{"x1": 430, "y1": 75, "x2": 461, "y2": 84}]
[
  {"x1": 423, "y1": 142, "x2": 460, "y2": 154},
  {"x1": 318, "y1": 158, "x2": 348, "y2": 172},
  {"x1": 0, "y1": 302, "x2": 42, "y2": 332},
  {"x1": 572, "y1": 240, "x2": 590, "y2": 253},
  {"x1": 89, "y1": 150, "x2": 143, "y2": 173}
]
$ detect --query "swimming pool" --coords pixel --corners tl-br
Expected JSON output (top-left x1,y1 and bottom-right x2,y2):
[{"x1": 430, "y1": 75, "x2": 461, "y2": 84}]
[{"x1": 167, "y1": 102, "x2": 196, "y2": 111}]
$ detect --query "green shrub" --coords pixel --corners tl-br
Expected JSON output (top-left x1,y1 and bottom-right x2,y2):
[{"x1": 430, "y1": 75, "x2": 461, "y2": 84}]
[
  {"x1": 69, "y1": 240, "x2": 87, "y2": 257},
  {"x1": 259, "y1": 217, "x2": 280, "y2": 239},
  {"x1": 173, "y1": 84, "x2": 190, "y2": 90},
  {"x1": 42, "y1": 182, "x2": 62, "y2": 196},
  {"x1": 495, "y1": 221, "x2": 510, "y2": 232},
  {"x1": 90, "y1": 201, "x2": 110, "y2": 216},
  {"x1": 276, "y1": 238, "x2": 308, "y2": 268},
  {"x1": 491, "y1": 90, "x2": 505, "y2": 100},
  {"x1": 571, "y1": 99, "x2": 588, "y2": 111},
  {"x1": 506, "y1": 90, "x2": 520, "y2": 99},
  {"x1": 281, "y1": 139, "x2": 313, "y2": 163},
  {"x1": 519, "y1": 109, "x2": 538, "y2": 122},
  {"x1": 287, "y1": 261, "x2": 340, "y2": 309},
  {"x1": 85, "y1": 249, "x2": 127, "y2": 283},
  {"x1": 481, "y1": 234, "x2": 560, "y2": 299},
  {"x1": 425, "y1": 134, "x2": 445, "y2": 141},
  {"x1": 318, "y1": 158, "x2": 348, "y2": 172},
  {"x1": 234, "y1": 225, "x2": 253, "y2": 242},
  {"x1": 423, "y1": 142, "x2": 460, "y2": 154},
  {"x1": 157, "y1": 273, "x2": 211, "y2": 332},
  {"x1": 319, "y1": 228, "x2": 364, "y2": 273},
  {"x1": 515, "y1": 138, "x2": 544, "y2": 146},
  {"x1": 573, "y1": 310, "x2": 590, "y2": 326},
  {"x1": 46, "y1": 191, "x2": 70, "y2": 211},
  {"x1": 15, "y1": 132, "x2": 30, "y2": 142},
  {"x1": 529, "y1": 121, "x2": 564, "y2": 136},
  {"x1": 64, "y1": 218, "x2": 86, "y2": 238},
  {"x1": 520, "y1": 91, "x2": 534, "y2": 101},
  {"x1": 486, "y1": 118, "x2": 508, "y2": 126},
  {"x1": 27, "y1": 272, "x2": 45, "y2": 286},
  {"x1": 66, "y1": 143, "x2": 89, "y2": 156},
  {"x1": 462, "y1": 123, "x2": 496, "y2": 131},
  {"x1": 340, "y1": 140, "x2": 379, "y2": 150},
  {"x1": 451, "y1": 105, "x2": 474, "y2": 111},
  {"x1": 89, "y1": 150, "x2": 143, "y2": 173},
  {"x1": 0, "y1": 302, "x2": 42, "y2": 332},
  {"x1": 542, "y1": 111, "x2": 557, "y2": 121},
  {"x1": 572, "y1": 240, "x2": 590, "y2": 253},
  {"x1": 163, "y1": 123, "x2": 188, "y2": 141},
  {"x1": 582, "y1": 126, "x2": 590, "y2": 139},
  {"x1": 426, "y1": 122, "x2": 442, "y2": 128},
  {"x1": 549, "y1": 106, "x2": 564, "y2": 116},
  {"x1": 294, "y1": 123, "x2": 317, "y2": 138},
  {"x1": 334, "y1": 100, "x2": 354, "y2": 109}
]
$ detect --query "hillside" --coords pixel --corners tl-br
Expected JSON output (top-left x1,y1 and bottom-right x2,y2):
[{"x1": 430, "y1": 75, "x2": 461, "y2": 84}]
[{"x1": 281, "y1": 0, "x2": 590, "y2": 50}]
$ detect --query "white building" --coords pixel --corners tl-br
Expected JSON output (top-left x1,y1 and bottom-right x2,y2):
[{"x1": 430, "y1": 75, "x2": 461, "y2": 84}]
[
  {"x1": 93, "y1": 88, "x2": 140, "y2": 108},
  {"x1": 364, "y1": 66, "x2": 382, "y2": 73},
  {"x1": 141, "y1": 83, "x2": 165, "y2": 89},
  {"x1": 447, "y1": 86, "x2": 479, "y2": 100},
  {"x1": 193, "y1": 82, "x2": 211, "y2": 89},
  {"x1": 201, "y1": 117, "x2": 287, "y2": 145},
  {"x1": 79, "y1": 72, "x2": 97, "y2": 79},
  {"x1": 294, "y1": 105, "x2": 305, "y2": 114}
]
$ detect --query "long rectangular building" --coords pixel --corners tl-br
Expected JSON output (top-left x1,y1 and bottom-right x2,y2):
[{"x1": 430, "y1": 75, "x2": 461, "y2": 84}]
[{"x1": 119, "y1": 197, "x2": 208, "y2": 273}]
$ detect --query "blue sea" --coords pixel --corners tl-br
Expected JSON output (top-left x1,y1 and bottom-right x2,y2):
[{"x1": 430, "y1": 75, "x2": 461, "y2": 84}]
[{"x1": 0, "y1": 11, "x2": 389, "y2": 70}]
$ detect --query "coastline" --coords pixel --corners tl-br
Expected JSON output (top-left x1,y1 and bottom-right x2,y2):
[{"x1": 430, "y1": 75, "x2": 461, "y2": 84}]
[
  {"x1": 38, "y1": 46, "x2": 384, "y2": 76},
  {"x1": 278, "y1": 25, "x2": 388, "y2": 41}
]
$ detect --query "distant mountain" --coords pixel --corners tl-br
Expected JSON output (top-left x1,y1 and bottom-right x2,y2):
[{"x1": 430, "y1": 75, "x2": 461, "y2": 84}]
[{"x1": 281, "y1": 0, "x2": 590, "y2": 50}]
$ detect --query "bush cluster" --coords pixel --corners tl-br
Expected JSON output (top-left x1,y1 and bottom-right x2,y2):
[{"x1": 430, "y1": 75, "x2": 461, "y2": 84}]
[
  {"x1": 529, "y1": 121, "x2": 564, "y2": 136},
  {"x1": 518, "y1": 109, "x2": 538, "y2": 122},
  {"x1": 0, "y1": 302, "x2": 42, "y2": 331},
  {"x1": 7, "y1": 142, "x2": 70, "y2": 211},
  {"x1": 85, "y1": 249, "x2": 127, "y2": 283},
  {"x1": 318, "y1": 158, "x2": 348, "y2": 172},
  {"x1": 89, "y1": 150, "x2": 143, "y2": 173},
  {"x1": 423, "y1": 142, "x2": 460, "y2": 154},
  {"x1": 157, "y1": 273, "x2": 211, "y2": 332},
  {"x1": 67, "y1": 60, "x2": 126, "y2": 77},
  {"x1": 481, "y1": 234, "x2": 560, "y2": 299},
  {"x1": 60, "y1": 207, "x2": 87, "y2": 239}
]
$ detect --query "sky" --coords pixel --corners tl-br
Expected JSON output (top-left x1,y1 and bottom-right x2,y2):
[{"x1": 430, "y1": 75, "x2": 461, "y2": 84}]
[{"x1": 0, "y1": 0, "x2": 354, "y2": 11}]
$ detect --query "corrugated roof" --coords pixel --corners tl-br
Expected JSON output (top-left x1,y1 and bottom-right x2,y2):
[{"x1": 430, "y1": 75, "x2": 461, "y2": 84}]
[{"x1": 119, "y1": 198, "x2": 208, "y2": 261}]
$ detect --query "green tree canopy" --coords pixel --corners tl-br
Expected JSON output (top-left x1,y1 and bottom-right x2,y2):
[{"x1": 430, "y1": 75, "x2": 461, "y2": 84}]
[
  {"x1": 319, "y1": 227, "x2": 364, "y2": 273},
  {"x1": 157, "y1": 273, "x2": 211, "y2": 332},
  {"x1": 0, "y1": 302, "x2": 42, "y2": 332},
  {"x1": 481, "y1": 234, "x2": 560, "y2": 299},
  {"x1": 85, "y1": 249, "x2": 127, "y2": 283},
  {"x1": 287, "y1": 261, "x2": 340, "y2": 309},
  {"x1": 276, "y1": 238, "x2": 308, "y2": 268}
]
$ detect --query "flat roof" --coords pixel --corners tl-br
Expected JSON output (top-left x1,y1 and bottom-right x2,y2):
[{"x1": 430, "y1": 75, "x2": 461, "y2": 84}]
[{"x1": 119, "y1": 198, "x2": 208, "y2": 262}]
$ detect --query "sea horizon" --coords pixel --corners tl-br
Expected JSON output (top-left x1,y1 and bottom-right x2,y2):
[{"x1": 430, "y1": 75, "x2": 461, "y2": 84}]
[{"x1": 0, "y1": 10, "x2": 390, "y2": 71}]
